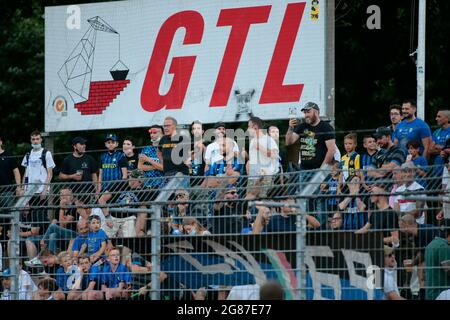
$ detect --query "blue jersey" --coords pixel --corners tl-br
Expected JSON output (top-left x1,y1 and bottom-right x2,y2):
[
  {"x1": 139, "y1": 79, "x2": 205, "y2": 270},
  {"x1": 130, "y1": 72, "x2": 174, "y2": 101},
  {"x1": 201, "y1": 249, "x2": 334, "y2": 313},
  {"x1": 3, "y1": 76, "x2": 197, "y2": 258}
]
[
  {"x1": 81, "y1": 265, "x2": 101, "y2": 291},
  {"x1": 412, "y1": 156, "x2": 429, "y2": 188},
  {"x1": 324, "y1": 175, "x2": 338, "y2": 206},
  {"x1": 72, "y1": 234, "x2": 88, "y2": 252},
  {"x1": 140, "y1": 145, "x2": 163, "y2": 188},
  {"x1": 361, "y1": 152, "x2": 376, "y2": 184},
  {"x1": 56, "y1": 266, "x2": 70, "y2": 291},
  {"x1": 206, "y1": 158, "x2": 243, "y2": 176},
  {"x1": 342, "y1": 199, "x2": 367, "y2": 231},
  {"x1": 431, "y1": 127, "x2": 450, "y2": 176},
  {"x1": 99, "y1": 150, "x2": 127, "y2": 189},
  {"x1": 101, "y1": 262, "x2": 132, "y2": 288},
  {"x1": 266, "y1": 215, "x2": 296, "y2": 233},
  {"x1": 87, "y1": 229, "x2": 108, "y2": 256},
  {"x1": 394, "y1": 119, "x2": 431, "y2": 154}
]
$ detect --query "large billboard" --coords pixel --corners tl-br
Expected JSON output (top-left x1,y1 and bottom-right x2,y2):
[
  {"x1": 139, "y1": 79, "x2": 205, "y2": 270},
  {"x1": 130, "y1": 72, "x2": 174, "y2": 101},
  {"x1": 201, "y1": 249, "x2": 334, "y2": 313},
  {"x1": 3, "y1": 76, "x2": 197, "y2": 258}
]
[{"x1": 45, "y1": 0, "x2": 326, "y2": 132}]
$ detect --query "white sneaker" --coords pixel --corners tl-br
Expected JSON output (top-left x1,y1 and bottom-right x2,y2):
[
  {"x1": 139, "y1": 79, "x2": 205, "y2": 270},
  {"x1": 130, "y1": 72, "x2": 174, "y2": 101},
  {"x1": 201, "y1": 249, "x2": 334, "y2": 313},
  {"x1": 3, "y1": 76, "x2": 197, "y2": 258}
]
[{"x1": 24, "y1": 257, "x2": 43, "y2": 268}]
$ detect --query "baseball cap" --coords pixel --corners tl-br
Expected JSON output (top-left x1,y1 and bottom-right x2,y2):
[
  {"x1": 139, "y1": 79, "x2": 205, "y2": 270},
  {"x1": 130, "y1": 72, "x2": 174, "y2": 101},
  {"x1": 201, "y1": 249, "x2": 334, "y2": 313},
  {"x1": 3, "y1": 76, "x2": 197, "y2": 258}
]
[
  {"x1": 104, "y1": 133, "x2": 118, "y2": 142},
  {"x1": 214, "y1": 122, "x2": 226, "y2": 129},
  {"x1": 1, "y1": 269, "x2": 12, "y2": 278},
  {"x1": 72, "y1": 136, "x2": 87, "y2": 145},
  {"x1": 129, "y1": 169, "x2": 144, "y2": 179},
  {"x1": 373, "y1": 127, "x2": 392, "y2": 138},
  {"x1": 300, "y1": 102, "x2": 320, "y2": 112}
]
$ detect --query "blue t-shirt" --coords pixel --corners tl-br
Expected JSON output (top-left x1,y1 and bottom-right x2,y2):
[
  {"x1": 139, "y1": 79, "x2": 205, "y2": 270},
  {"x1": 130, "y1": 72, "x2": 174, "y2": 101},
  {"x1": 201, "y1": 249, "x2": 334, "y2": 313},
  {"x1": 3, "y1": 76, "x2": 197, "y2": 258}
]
[
  {"x1": 266, "y1": 215, "x2": 296, "y2": 233},
  {"x1": 101, "y1": 262, "x2": 132, "y2": 288},
  {"x1": 72, "y1": 234, "x2": 88, "y2": 252},
  {"x1": 206, "y1": 158, "x2": 243, "y2": 176},
  {"x1": 394, "y1": 118, "x2": 431, "y2": 154},
  {"x1": 56, "y1": 266, "x2": 70, "y2": 291},
  {"x1": 87, "y1": 229, "x2": 108, "y2": 256},
  {"x1": 81, "y1": 265, "x2": 102, "y2": 291},
  {"x1": 140, "y1": 145, "x2": 163, "y2": 188},
  {"x1": 412, "y1": 156, "x2": 429, "y2": 188},
  {"x1": 431, "y1": 127, "x2": 450, "y2": 176}
]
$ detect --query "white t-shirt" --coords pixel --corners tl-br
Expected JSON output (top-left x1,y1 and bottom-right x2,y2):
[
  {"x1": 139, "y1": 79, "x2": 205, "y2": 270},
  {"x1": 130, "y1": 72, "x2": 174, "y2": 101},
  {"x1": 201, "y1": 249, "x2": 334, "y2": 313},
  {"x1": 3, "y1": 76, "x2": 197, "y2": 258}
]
[
  {"x1": 436, "y1": 288, "x2": 450, "y2": 300},
  {"x1": 442, "y1": 166, "x2": 450, "y2": 219},
  {"x1": 248, "y1": 135, "x2": 279, "y2": 176},
  {"x1": 11, "y1": 270, "x2": 38, "y2": 300},
  {"x1": 383, "y1": 267, "x2": 400, "y2": 299},
  {"x1": 226, "y1": 284, "x2": 260, "y2": 300},
  {"x1": 204, "y1": 140, "x2": 239, "y2": 165},
  {"x1": 21, "y1": 149, "x2": 56, "y2": 194},
  {"x1": 394, "y1": 181, "x2": 426, "y2": 224}
]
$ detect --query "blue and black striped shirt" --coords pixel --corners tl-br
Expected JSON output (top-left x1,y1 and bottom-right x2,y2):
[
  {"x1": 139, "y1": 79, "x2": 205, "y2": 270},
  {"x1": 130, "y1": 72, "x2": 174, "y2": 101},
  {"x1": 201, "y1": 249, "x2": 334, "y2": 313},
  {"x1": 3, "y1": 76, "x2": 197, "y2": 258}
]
[{"x1": 99, "y1": 150, "x2": 127, "y2": 185}]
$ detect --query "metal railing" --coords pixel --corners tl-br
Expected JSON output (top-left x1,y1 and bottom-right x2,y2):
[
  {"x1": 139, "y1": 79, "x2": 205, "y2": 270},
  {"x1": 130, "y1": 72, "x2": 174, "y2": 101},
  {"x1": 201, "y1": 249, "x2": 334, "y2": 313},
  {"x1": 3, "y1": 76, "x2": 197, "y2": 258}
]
[{"x1": 0, "y1": 166, "x2": 449, "y2": 300}]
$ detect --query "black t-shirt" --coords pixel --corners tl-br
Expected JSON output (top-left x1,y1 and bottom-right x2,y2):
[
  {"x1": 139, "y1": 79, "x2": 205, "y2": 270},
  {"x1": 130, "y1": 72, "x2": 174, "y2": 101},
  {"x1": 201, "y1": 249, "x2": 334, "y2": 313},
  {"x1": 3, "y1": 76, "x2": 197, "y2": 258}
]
[
  {"x1": 158, "y1": 135, "x2": 190, "y2": 175},
  {"x1": 211, "y1": 204, "x2": 245, "y2": 235},
  {"x1": 125, "y1": 153, "x2": 139, "y2": 171},
  {"x1": 190, "y1": 141, "x2": 206, "y2": 177},
  {"x1": 19, "y1": 210, "x2": 47, "y2": 236},
  {"x1": 294, "y1": 121, "x2": 335, "y2": 170},
  {"x1": 60, "y1": 153, "x2": 98, "y2": 182},
  {"x1": 59, "y1": 207, "x2": 79, "y2": 232},
  {"x1": 0, "y1": 151, "x2": 18, "y2": 187},
  {"x1": 369, "y1": 208, "x2": 399, "y2": 237}
]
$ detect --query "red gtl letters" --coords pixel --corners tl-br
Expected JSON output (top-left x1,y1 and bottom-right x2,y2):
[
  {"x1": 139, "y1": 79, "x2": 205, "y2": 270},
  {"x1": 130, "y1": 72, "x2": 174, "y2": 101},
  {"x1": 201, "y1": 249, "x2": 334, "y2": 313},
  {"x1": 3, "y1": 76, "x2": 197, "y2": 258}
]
[{"x1": 141, "y1": 11, "x2": 204, "y2": 112}]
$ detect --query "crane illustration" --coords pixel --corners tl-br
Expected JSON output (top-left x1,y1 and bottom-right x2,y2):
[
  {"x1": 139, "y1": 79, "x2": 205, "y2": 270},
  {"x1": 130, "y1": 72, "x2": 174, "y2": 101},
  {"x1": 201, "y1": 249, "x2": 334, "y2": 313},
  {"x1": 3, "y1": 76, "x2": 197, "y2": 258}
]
[{"x1": 58, "y1": 16, "x2": 130, "y2": 115}]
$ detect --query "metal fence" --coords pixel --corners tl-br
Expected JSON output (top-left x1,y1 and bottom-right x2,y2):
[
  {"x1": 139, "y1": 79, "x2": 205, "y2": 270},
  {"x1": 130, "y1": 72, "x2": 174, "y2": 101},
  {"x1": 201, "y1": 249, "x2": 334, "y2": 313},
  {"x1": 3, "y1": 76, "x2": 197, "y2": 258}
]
[{"x1": 0, "y1": 166, "x2": 449, "y2": 300}]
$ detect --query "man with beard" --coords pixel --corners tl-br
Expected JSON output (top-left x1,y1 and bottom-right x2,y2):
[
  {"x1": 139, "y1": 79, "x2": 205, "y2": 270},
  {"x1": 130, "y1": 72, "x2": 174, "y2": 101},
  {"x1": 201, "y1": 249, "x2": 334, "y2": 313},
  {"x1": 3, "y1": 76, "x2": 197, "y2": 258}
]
[
  {"x1": 387, "y1": 104, "x2": 403, "y2": 141},
  {"x1": 210, "y1": 184, "x2": 245, "y2": 235},
  {"x1": 368, "y1": 127, "x2": 407, "y2": 185},
  {"x1": 286, "y1": 102, "x2": 336, "y2": 171},
  {"x1": 59, "y1": 137, "x2": 99, "y2": 203},
  {"x1": 190, "y1": 121, "x2": 207, "y2": 183},
  {"x1": 394, "y1": 99, "x2": 431, "y2": 159}
]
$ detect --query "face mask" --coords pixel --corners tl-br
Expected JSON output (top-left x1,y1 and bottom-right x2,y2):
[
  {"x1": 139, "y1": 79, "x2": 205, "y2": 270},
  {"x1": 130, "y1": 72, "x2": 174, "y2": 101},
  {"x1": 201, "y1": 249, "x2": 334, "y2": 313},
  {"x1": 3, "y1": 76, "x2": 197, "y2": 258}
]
[
  {"x1": 32, "y1": 143, "x2": 41, "y2": 150},
  {"x1": 189, "y1": 229, "x2": 197, "y2": 236},
  {"x1": 151, "y1": 137, "x2": 161, "y2": 143}
]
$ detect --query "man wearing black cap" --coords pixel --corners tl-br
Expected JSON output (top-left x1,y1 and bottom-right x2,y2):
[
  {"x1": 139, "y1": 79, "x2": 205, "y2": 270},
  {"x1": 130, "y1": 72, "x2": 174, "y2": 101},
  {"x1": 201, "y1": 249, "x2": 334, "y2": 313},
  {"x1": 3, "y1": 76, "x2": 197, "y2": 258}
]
[
  {"x1": 285, "y1": 102, "x2": 336, "y2": 171},
  {"x1": 59, "y1": 137, "x2": 99, "y2": 202},
  {"x1": 368, "y1": 127, "x2": 406, "y2": 181}
]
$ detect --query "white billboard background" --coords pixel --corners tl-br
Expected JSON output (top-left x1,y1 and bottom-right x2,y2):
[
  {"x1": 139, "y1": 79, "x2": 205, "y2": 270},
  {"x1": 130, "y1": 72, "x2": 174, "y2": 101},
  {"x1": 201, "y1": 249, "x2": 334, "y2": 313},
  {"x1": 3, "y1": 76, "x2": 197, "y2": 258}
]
[{"x1": 45, "y1": 0, "x2": 326, "y2": 132}]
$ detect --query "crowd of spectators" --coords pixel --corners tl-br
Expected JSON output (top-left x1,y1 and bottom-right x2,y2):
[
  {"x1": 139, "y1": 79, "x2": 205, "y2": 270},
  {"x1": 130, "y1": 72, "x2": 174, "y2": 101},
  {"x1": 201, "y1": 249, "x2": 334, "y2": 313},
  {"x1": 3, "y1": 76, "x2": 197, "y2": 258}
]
[{"x1": 0, "y1": 99, "x2": 449, "y2": 300}]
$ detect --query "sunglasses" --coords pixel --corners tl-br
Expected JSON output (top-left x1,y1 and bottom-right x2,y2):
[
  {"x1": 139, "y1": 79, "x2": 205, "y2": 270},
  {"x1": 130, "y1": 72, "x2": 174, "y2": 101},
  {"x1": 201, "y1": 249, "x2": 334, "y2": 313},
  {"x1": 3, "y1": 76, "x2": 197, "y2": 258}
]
[
  {"x1": 226, "y1": 191, "x2": 237, "y2": 195},
  {"x1": 176, "y1": 194, "x2": 187, "y2": 198},
  {"x1": 385, "y1": 253, "x2": 395, "y2": 258}
]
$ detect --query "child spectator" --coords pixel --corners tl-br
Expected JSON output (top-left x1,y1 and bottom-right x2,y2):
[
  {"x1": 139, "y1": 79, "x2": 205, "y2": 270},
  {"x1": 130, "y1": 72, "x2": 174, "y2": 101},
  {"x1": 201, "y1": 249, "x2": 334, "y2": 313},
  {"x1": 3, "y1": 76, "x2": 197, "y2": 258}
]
[
  {"x1": 79, "y1": 215, "x2": 108, "y2": 264},
  {"x1": 182, "y1": 217, "x2": 211, "y2": 236},
  {"x1": 55, "y1": 251, "x2": 74, "y2": 298},
  {"x1": 98, "y1": 133, "x2": 128, "y2": 220},
  {"x1": 337, "y1": 175, "x2": 367, "y2": 231},
  {"x1": 406, "y1": 140, "x2": 429, "y2": 188},
  {"x1": 101, "y1": 247, "x2": 132, "y2": 300},
  {"x1": 319, "y1": 161, "x2": 340, "y2": 226},
  {"x1": 34, "y1": 278, "x2": 59, "y2": 300},
  {"x1": 338, "y1": 133, "x2": 361, "y2": 195},
  {"x1": 67, "y1": 254, "x2": 102, "y2": 300},
  {"x1": 361, "y1": 135, "x2": 378, "y2": 191}
]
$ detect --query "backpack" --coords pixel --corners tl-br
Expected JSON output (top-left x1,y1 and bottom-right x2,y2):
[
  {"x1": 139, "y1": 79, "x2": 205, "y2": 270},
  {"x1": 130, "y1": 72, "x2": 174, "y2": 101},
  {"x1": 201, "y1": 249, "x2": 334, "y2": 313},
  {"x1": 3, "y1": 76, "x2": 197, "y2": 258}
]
[{"x1": 25, "y1": 149, "x2": 48, "y2": 170}]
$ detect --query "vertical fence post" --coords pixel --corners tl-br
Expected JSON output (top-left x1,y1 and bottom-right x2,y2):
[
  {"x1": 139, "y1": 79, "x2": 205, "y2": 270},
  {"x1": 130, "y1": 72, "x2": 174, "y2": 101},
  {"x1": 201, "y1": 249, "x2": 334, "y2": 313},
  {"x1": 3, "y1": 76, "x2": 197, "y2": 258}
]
[
  {"x1": 150, "y1": 204, "x2": 161, "y2": 301},
  {"x1": 9, "y1": 184, "x2": 38, "y2": 300},
  {"x1": 296, "y1": 166, "x2": 331, "y2": 301}
]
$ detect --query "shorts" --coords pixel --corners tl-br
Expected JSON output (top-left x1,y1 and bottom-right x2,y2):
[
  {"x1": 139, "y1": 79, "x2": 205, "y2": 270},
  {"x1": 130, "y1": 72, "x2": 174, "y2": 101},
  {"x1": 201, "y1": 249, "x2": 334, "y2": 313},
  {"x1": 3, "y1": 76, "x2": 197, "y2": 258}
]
[{"x1": 103, "y1": 216, "x2": 137, "y2": 238}]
